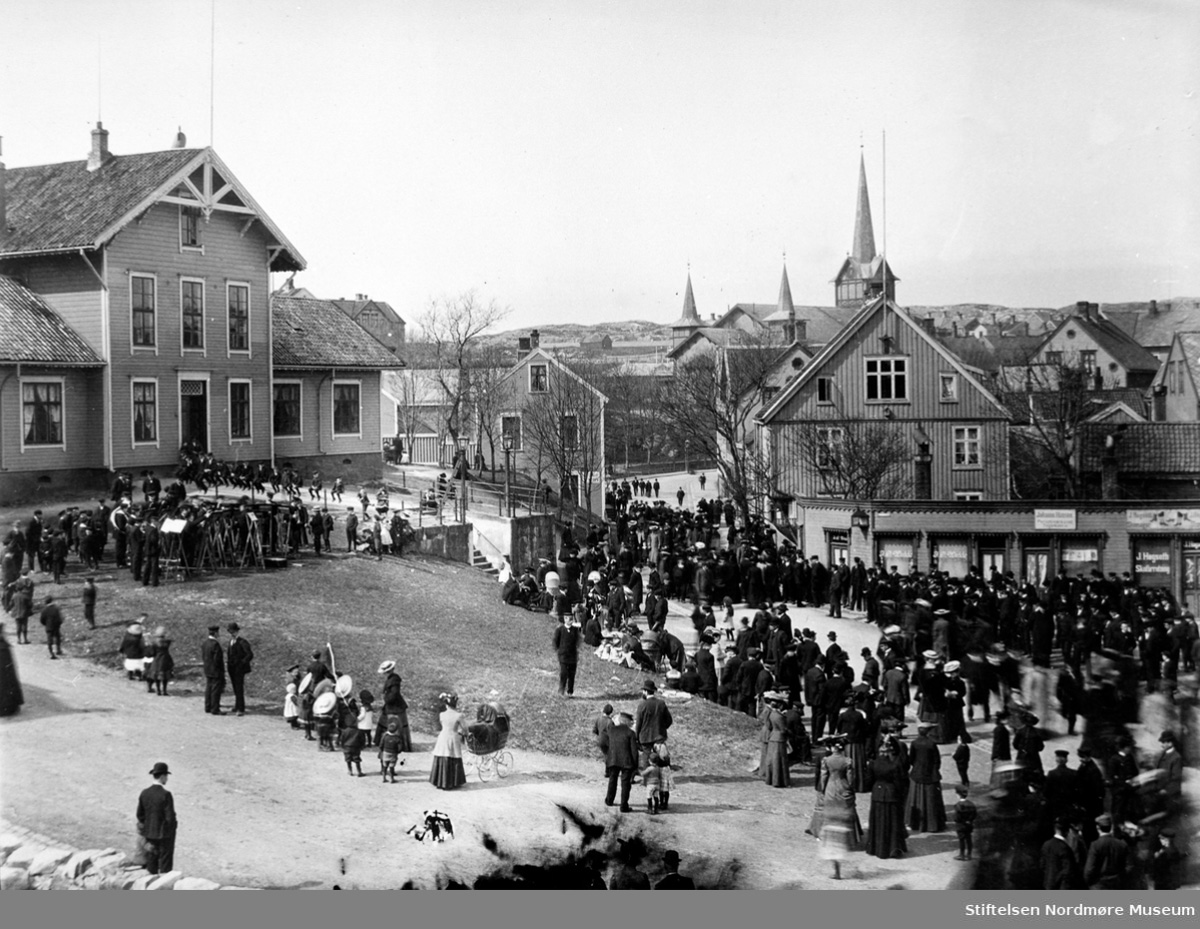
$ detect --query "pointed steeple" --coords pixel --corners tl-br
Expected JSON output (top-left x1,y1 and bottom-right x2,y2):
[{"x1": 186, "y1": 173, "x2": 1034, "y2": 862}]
[
  {"x1": 852, "y1": 150, "x2": 877, "y2": 264},
  {"x1": 680, "y1": 272, "x2": 700, "y2": 324},
  {"x1": 777, "y1": 263, "x2": 794, "y2": 318}
]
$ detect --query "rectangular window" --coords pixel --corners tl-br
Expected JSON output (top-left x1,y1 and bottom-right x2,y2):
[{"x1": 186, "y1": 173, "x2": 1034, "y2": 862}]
[
  {"x1": 21, "y1": 380, "x2": 63, "y2": 446},
  {"x1": 181, "y1": 279, "x2": 205, "y2": 350},
  {"x1": 954, "y1": 491, "x2": 983, "y2": 502},
  {"x1": 816, "y1": 426, "x2": 844, "y2": 468},
  {"x1": 529, "y1": 364, "x2": 548, "y2": 393},
  {"x1": 865, "y1": 357, "x2": 907, "y2": 401},
  {"x1": 131, "y1": 274, "x2": 156, "y2": 348},
  {"x1": 817, "y1": 377, "x2": 833, "y2": 403},
  {"x1": 180, "y1": 206, "x2": 202, "y2": 249},
  {"x1": 1080, "y1": 350, "x2": 1097, "y2": 370},
  {"x1": 333, "y1": 381, "x2": 361, "y2": 436},
  {"x1": 273, "y1": 382, "x2": 302, "y2": 437},
  {"x1": 229, "y1": 380, "x2": 252, "y2": 440},
  {"x1": 228, "y1": 283, "x2": 250, "y2": 352},
  {"x1": 561, "y1": 413, "x2": 579, "y2": 450},
  {"x1": 939, "y1": 373, "x2": 959, "y2": 402},
  {"x1": 502, "y1": 414, "x2": 523, "y2": 451},
  {"x1": 761, "y1": 385, "x2": 779, "y2": 404},
  {"x1": 953, "y1": 425, "x2": 981, "y2": 467},
  {"x1": 132, "y1": 381, "x2": 158, "y2": 444},
  {"x1": 1045, "y1": 350, "x2": 1063, "y2": 366}
]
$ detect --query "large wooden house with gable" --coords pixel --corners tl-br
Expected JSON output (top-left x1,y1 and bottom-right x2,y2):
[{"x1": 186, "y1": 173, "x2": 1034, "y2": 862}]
[{"x1": 0, "y1": 123, "x2": 394, "y2": 501}]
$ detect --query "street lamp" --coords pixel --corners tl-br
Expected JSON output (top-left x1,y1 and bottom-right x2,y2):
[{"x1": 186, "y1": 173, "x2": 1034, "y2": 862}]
[
  {"x1": 851, "y1": 507, "x2": 871, "y2": 534},
  {"x1": 457, "y1": 435, "x2": 470, "y2": 523},
  {"x1": 502, "y1": 432, "x2": 514, "y2": 518}
]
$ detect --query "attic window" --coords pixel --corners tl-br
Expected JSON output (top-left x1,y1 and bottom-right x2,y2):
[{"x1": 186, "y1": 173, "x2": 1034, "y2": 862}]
[
  {"x1": 1066, "y1": 329, "x2": 1076, "y2": 339},
  {"x1": 791, "y1": 358, "x2": 804, "y2": 370}
]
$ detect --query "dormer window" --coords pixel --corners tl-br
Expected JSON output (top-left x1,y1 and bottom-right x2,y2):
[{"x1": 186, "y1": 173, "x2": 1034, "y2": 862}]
[{"x1": 529, "y1": 364, "x2": 548, "y2": 393}]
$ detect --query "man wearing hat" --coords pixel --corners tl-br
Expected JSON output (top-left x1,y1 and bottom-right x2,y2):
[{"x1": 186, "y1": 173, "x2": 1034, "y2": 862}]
[
  {"x1": 634, "y1": 680, "x2": 673, "y2": 767},
  {"x1": 1039, "y1": 817, "x2": 1079, "y2": 889},
  {"x1": 1073, "y1": 747, "x2": 1105, "y2": 843},
  {"x1": 1154, "y1": 730, "x2": 1184, "y2": 815},
  {"x1": 201, "y1": 624, "x2": 226, "y2": 715},
  {"x1": 654, "y1": 849, "x2": 695, "y2": 889},
  {"x1": 1043, "y1": 750, "x2": 1079, "y2": 819},
  {"x1": 136, "y1": 762, "x2": 178, "y2": 875},
  {"x1": 718, "y1": 644, "x2": 742, "y2": 709},
  {"x1": 599, "y1": 711, "x2": 639, "y2": 812},
  {"x1": 227, "y1": 623, "x2": 254, "y2": 716},
  {"x1": 737, "y1": 647, "x2": 764, "y2": 717}
]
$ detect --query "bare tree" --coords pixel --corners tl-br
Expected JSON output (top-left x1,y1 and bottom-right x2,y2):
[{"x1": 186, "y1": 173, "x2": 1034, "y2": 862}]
[
  {"x1": 598, "y1": 362, "x2": 670, "y2": 469},
  {"x1": 520, "y1": 357, "x2": 607, "y2": 519},
  {"x1": 773, "y1": 421, "x2": 913, "y2": 499},
  {"x1": 415, "y1": 291, "x2": 511, "y2": 463},
  {"x1": 467, "y1": 343, "x2": 512, "y2": 479},
  {"x1": 658, "y1": 340, "x2": 781, "y2": 527},
  {"x1": 994, "y1": 355, "x2": 1116, "y2": 499}
]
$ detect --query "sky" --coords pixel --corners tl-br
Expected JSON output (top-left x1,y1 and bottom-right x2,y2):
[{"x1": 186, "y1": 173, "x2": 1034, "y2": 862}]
[{"x1": 3, "y1": 0, "x2": 1198, "y2": 333}]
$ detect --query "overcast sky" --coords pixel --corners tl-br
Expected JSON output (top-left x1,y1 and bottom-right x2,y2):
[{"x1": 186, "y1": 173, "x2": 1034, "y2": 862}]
[{"x1": 3, "y1": 0, "x2": 1197, "y2": 332}]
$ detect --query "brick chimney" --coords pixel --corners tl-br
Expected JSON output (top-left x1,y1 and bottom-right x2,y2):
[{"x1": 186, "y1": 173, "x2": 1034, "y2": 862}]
[
  {"x1": 1148, "y1": 299, "x2": 1158, "y2": 315},
  {"x1": 794, "y1": 318, "x2": 807, "y2": 341},
  {"x1": 1088, "y1": 302, "x2": 1100, "y2": 321},
  {"x1": 87, "y1": 121, "x2": 112, "y2": 171},
  {"x1": 530, "y1": 329, "x2": 540, "y2": 349},
  {"x1": 1076, "y1": 300, "x2": 1089, "y2": 320},
  {"x1": 918, "y1": 316, "x2": 936, "y2": 336}
]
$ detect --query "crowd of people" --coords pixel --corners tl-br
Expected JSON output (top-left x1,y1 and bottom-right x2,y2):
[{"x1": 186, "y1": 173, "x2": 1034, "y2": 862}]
[{"x1": 497, "y1": 490, "x2": 1196, "y2": 888}]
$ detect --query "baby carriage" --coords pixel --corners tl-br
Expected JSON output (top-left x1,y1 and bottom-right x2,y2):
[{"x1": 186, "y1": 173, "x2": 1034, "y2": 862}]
[{"x1": 463, "y1": 701, "x2": 513, "y2": 781}]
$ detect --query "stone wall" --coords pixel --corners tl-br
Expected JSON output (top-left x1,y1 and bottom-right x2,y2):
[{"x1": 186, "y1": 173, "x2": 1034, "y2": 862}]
[{"x1": 0, "y1": 820, "x2": 231, "y2": 889}]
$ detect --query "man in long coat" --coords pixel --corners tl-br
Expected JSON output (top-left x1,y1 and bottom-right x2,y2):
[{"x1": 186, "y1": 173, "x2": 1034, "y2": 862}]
[
  {"x1": 634, "y1": 680, "x2": 673, "y2": 765},
  {"x1": 137, "y1": 762, "x2": 178, "y2": 874},
  {"x1": 600, "y1": 712, "x2": 639, "y2": 812},
  {"x1": 201, "y1": 624, "x2": 226, "y2": 715},
  {"x1": 227, "y1": 622, "x2": 254, "y2": 716}
]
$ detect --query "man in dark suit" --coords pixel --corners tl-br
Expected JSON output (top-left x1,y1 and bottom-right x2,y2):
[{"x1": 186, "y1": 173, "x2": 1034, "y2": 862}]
[
  {"x1": 737, "y1": 647, "x2": 764, "y2": 717},
  {"x1": 719, "y1": 645, "x2": 742, "y2": 709},
  {"x1": 226, "y1": 622, "x2": 253, "y2": 716},
  {"x1": 1084, "y1": 813, "x2": 1128, "y2": 889},
  {"x1": 634, "y1": 679, "x2": 673, "y2": 767},
  {"x1": 1040, "y1": 818, "x2": 1078, "y2": 889},
  {"x1": 201, "y1": 624, "x2": 226, "y2": 715},
  {"x1": 805, "y1": 662, "x2": 828, "y2": 742},
  {"x1": 654, "y1": 849, "x2": 695, "y2": 889},
  {"x1": 695, "y1": 640, "x2": 718, "y2": 702},
  {"x1": 600, "y1": 711, "x2": 639, "y2": 812},
  {"x1": 592, "y1": 704, "x2": 614, "y2": 755},
  {"x1": 552, "y1": 614, "x2": 580, "y2": 696},
  {"x1": 40, "y1": 595, "x2": 64, "y2": 659},
  {"x1": 829, "y1": 558, "x2": 849, "y2": 617},
  {"x1": 136, "y1": 762, "x2": 178, "y2": 874}
]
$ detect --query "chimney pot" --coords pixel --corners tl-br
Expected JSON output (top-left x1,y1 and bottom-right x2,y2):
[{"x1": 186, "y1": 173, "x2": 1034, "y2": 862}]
[
  {"x1": 87, "y1": 121, "x2": 111, "y2": 172},
  {"x1": 1088, "y1": 302, "x2": 1099, "y2": 319},
  {"x1": 530, "y1": 329, "x2": 540, "y2": 349},
  {"x1": 1149, "y1": 299, "x2": 1158, "y2": 315}
]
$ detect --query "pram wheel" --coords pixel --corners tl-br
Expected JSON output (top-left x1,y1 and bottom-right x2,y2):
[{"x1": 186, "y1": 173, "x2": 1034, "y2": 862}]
[{"x1": 495, "y1": 751, "x2": 513, "y2": 779}]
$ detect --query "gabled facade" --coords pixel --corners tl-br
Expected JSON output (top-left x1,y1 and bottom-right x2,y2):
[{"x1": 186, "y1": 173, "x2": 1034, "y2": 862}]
[
  {"x1": 0, "y1": 124, "x2": 305, "y2": 499},
  {"x1": 496, "y1": 347, "x2": 607, "y2": 516},
  {"x1": 1149, "y1": 331, "x2": 1200, "y2": 422},
  {"x1": 759, "y1": 297, "x2": 1011, "y2": 503},
  {"x1": 1029, "y1": 302, "x2": 1161, "y2": 390}
]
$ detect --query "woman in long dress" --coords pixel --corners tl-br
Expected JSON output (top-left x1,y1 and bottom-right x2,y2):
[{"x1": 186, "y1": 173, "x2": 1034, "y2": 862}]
[
  {"x1": 761, "y1": 693, "x2": 791, "y2": 788},
  {"x1": 818, "y1": 736, "x2": 863, "y2": 879},
  {"x1": 864, "y1": 736, "x2": 908, "y2": 859},
  {"x1": 376, "y1": 662, "x2": 413, "y2": 751},
  {"x1": 429, "y1": 692, "x2": 468, "y2": 790},
  {"x1": 147, "y1": 628, "x2": 175, "y2": 696},
  {"x1": 940, "y1": 662, "x2": 967, "y2": 745},
  {"x1": 916, "y1": 657, "x2": 947, "y2": 742}
]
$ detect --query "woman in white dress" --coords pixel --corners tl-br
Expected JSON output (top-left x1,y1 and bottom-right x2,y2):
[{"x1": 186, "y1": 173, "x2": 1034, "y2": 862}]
[{"x1": 429, "y1": 692, "x2": 468, "y2": 790}]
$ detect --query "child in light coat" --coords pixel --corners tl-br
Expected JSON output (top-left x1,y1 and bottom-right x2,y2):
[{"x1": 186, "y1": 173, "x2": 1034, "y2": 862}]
[{"x1": 284, "y1": 683, "x2": 300, "y2": 729}]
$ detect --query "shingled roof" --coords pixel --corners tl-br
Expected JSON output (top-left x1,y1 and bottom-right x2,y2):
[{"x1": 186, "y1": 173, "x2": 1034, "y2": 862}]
[
  {"x1": 273, "y1": 296, "x2": 404, "y2": 370},
  {"x1": 1079, "y1": 422, "x2": 1200, "y2": 473},
  {"x1": 0, "y1": 274, "x2": 103, "y2": 365}
]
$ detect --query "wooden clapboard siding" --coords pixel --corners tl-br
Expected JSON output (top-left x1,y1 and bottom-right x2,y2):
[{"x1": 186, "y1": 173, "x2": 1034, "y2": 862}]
[
  {"x1": 274, "y1": 371, "x2": 382, "y2": 461},
  {"x1": 2, "y1": 257, "x2": 105, "y2": 356},
  {"x1": 106, "y1": 201, "x2": 274, "y2": 469},
  {"x1": 0, "y1": 367, "x2": 104, "y2": 472},
  {"x1": 766, "y1": 301, "x2": 1011, "y2": 501}
]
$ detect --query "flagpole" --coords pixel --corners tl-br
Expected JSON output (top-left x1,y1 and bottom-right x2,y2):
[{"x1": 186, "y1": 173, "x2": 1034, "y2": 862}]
[{"x1": 882, "y1": 129, "x2": 887, "y2": 303}]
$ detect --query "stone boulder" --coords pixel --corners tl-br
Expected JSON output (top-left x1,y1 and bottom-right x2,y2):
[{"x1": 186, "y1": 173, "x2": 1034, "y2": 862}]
[
  {"x1": 27, "y1": 847, "x2": 73, "y2": 876},
  {"x1": 174, "y1": 877, "x2": 221, "y2": 889},
  {"x1": 4, "y1": 844, "x2": 42, "y2": 871},
  {"x1": 147, "y1": 871, "x2": 182, "y2": 889},
  {"x1": 0, "y1": 833, "x2": 26, "y2": 864},
  {"x1": 0, "y1": 866, "x2": 30, "y2": 889}
]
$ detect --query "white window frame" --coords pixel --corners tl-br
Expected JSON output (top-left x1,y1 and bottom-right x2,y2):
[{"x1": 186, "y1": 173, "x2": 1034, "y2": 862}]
[
  {"x1": 332, "y1": 379, "x2": 362, "y2": 439},
  {"x1": 501, "y1": 413, "x2": 523, "y2": 451},
  {"x1": 864, "y1": 356, "x2": 908, "y2": 402},
  {"x1": 816, "y1": 426, "x2": 844, "y2": 469},
  {"x1": 954, "y1": 491, "x2": 983, "y2": 502},
  {"x1": 130, "y1": 272, "x2": 158, "y2": 353},
  {"x1": 226, "y1": 281, "x2": 251, "y2": 356},
  {"x1": 19, "y1": 376, "x2": 66, "y2": 451},
  {"x1": 180, "y1": 276, "x2": 206, "y2": 355},
  {"x1": 529, "y1": 363, "x2": 549, "y2": 394},
  {"x1": 273, "y1": 379, "x2": 303, "y2": 440},
  {"x1": 939, "y1": 373, "x2": 959, "y2": 403},
  {"x1": 228, "y1": 378, "x2": 253, "y2": 444},
  {"x1": 131, "y1": 378, "x2": 160, "y2": 448},
  {"x1": 179, "y1": 204, "x2": 204, "y2": 253},
  {"x1": 952, "y1": 425, "x2": 982, "y2": 469},
  {"x1": 561, "y1": 412, "x2": 579, "y2": 451},
  {"x1": 816, "y1": 376, "x2": 833, "y2": 404}
]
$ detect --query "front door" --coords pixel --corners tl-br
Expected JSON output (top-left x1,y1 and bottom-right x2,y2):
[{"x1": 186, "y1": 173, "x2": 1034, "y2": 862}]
[
  {"x1": 1024, "y1": 549, "x2": 1049, "y2": 587},
  {"x1": 180, "y1": 379, "x2": 208, "y2": 452},
  {"x1": 980, "y1": 548, "x2": 1006, "y2": 577},
  {"x1": 1184, "y1": 545, "x2": 1200, "y2": 616}
]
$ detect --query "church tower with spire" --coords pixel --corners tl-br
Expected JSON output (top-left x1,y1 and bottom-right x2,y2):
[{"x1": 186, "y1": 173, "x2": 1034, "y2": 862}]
[
  {"x1": 670, "y1": 271, "x2": 702, "y2": 347},
  {"x1": 832, "y1": 151, "x2": 898, "y2": 307}
]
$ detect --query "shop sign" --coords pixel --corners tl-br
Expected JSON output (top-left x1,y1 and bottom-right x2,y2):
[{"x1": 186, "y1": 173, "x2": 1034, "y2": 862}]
[
  {"x1": 1034, "y1": 509, "x2": 1076, "y2": 530},
  {"x1": 1127, "y1": 509, "x2": 1200, "y2": 530},
  {"x1": 827, "y1": 530, "x2": 849, "y2": 545},
  {"x1": 1134, "y1": 539, "x2": 1172, "y2": 585}
]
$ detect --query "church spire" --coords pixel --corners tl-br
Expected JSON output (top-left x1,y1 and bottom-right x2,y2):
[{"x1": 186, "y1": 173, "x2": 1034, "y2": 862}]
[
  {"x1": 852, "y1": 150, "x2": 877, "y2": 264},
  {"x1": 680, "y1": 271, "x2": 699, "y2": 323},
  {"x1": 777, "y1": 261, "x2": 794, "y2": 318}
]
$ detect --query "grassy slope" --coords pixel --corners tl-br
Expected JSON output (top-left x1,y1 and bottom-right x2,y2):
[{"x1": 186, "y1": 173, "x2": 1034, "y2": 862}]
[{"x1": 61, "y1": 552, "x2": 762, "y2": 772}]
